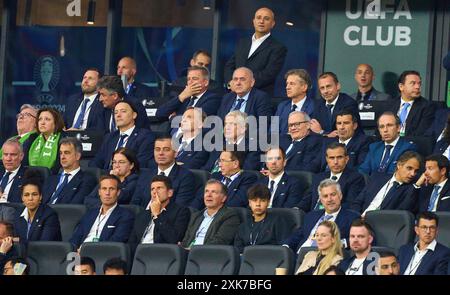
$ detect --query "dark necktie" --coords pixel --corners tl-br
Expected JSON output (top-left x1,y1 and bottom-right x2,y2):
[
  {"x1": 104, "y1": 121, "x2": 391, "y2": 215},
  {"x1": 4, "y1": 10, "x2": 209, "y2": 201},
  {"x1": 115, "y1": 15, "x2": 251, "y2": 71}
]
[
  {"x1": 0, "y1": 172, "x2": 12, "y2": 192},
  {"x1": 378, "y1": 144, "x2": 393, "y2": 172},
  {"x1": 117, "y1": 134, "x2": 129, "y2": 149},
  {"x1": 223, "y1": 177, "x2": 231, "y2": 187},
  {"x1": 159, "y1": 171, "x2": 166, "y2": 176},
  {"x1": 381, "y1": 181, "x2": 400, "y2": 207},
  {"x1": 73, "y1": 98, "x2": 90, "y2": 129},
  {"x1": 291, "y1": 104, "x2": 298, "y2": 112},
  {"x1": 233, "y1": 98, "x2": 244, "y2": 111},
  {"x1": 269, "y1": 180, "x2": 275, "y2": 194},
  {"x1": 326, "y1": 104, "x2": 334, "y2": 117},
  {"x1": 110, "y1": 114, "x2": 116, "y2": 132},
  {"x1": 187, "y1": 96, "x2": 197, "y2": 107},
  {"x1": 49, "y1": 173, "x2": 70, "y2": 204},
  {"x1": 331, "y1": 175, "x2": 338, "y2": 181},
  {"x1": 177, "y1": 141, "x2": 189, "y2": 158}
]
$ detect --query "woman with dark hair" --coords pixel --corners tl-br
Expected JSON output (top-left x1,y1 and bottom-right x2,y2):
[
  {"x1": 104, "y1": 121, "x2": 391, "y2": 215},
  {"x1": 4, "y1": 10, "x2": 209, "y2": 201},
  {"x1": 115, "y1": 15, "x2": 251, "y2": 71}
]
[
  {"x1": 13, "y1": 172, "x2": 62, "y2": 243},
  {"x1": 434, "y1": 114, "x2": 450, "y2": 159},
  {"x1": 22, "y1": 107, "x2": 65, "y2": 174},
  {"x1": 85, "y1": 148, "x2": 139, "y2": 208}
]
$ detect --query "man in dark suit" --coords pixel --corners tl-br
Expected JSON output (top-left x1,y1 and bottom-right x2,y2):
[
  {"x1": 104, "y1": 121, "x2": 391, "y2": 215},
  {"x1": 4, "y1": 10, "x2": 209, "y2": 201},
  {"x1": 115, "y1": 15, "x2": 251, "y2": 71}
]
[
  {"x1": 352, "y1": 151, "x2": 422, "y2": 216},
  {"x1": 425, "y1": 108, "x2": 450, "y2": 143},
  {"x1": 42, "y1": 138, "x2": 97, "y2": 204},
  {"x1": 117, "y1": 56, "x2": 155, "y2": 101},
  {"x1": 282, "y1": 179, "x2": 359, "y2": 253},
  {"x1": 359, "y1": 112, "x2": 416, "y2": 175},
  {"x1": 192, "y1": 151, "x2": 257, "y2": 209},
  {"x1": 310, "y1": 72, "x2": 361, "y2": 136},
  {"x1": 130, "y1": 135, "x2": 196, "y2": 208},
  {"x1": 258, "y1": 147, "x2": 307, "y2": 209},
  {"x1": 97, "y1": 75, "x2": 150, "y2": 132},
  {"x1": 415, "y1": 154, "x2": 450, "y2": 213},
  {"x1": 217, "y1": 67, "x2": 272, "y2": 122},
  {"x1": 313, "y1": 110, "x2": 372, "y2": 172},
  {"x1": 69, "y1": 175, "x2": 135, "y2": 250},
  {"x1": 338, "y1": 219, "x2": 376, "y2": 275},
  {"x1": 181, "y1": 179, "x2": 240, "y2": 248},
  {"x1": 89, "y1": 100, "x2": 155, "y2": 170},
  {"x1": 224, "y1": 7, "x2": 287, "y2": 96},
  {"x1": 389, "y1": 70, "x2": 434, "y2": 137},
  {"x1": 202, "y1": 110, "x2": 261, "y2": 172},
  {"x1": 64, "y1": 68, "x2": 105, "y2": 131},
  {"x1": 0, "y1": 139, "x2": 26, "y2": 203},
  {"x1": 280, "y1": 111, "x2": 323, "y2": 172},
  {"x1": 351, "y1": 64, "x2": 392, "y2": 101},
  {"x1": 128, "y1": 175, "x2": 190, "y2": 251},
  {"x1": 275, "y1": 69, "x2": 315, "y2": 134},
  {"x1": 304, "y1": 142, "x2": 365, "y2": 211},
  {"x1": 157, "y1": 66, "x2": 222, "y2": 120},
  {"x1": 399, "y1": 212, "x2": 450, "y2": 275},
  {"x1": 173, "y1": 107, "x2": 209, "y2": 169}
]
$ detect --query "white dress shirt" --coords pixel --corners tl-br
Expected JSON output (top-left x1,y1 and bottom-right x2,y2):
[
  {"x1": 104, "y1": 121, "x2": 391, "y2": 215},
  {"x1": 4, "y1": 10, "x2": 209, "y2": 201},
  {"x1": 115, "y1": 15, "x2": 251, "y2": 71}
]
[
  {"x1": 267, "y1": 172, "x2": 284, "y2": 208},
  {"x1": 115, "y1": 126, "x2": 135, "y2": 150},
  {"x1": 404, "y1": 240, "x2": 437, "y2": 275},
  {"x1": 73, "y1": 93, "x2": 97, "y2": 129},
  {"x1": 248, "y1": 32, "x2": 271, "y2": 58},
  {"x1": 0, "y1": 166, "x2": 21, "y2": 203},
  {"x1": 363, "y1": 175, "x2": 402, "y2": 215},
  {"x1": 83, "y1": 204, "x2": 118, "y2": 243}
]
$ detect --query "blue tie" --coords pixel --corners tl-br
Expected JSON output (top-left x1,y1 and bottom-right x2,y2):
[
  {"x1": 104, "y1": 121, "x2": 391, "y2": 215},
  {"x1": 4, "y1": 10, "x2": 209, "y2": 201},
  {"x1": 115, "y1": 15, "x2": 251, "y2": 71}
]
[
  {"x1": 49, "y1": 173, "x2": 70, "y2": 204},
  {"x1": 233, "y1": 98, "x2": 244, "y2": 111},
  {"x1": 427, "y1": 185, "x2": 441, "y2": 211},
  {"x1": 378, "y1": 145, "x2": 393, "y2": 172},
  {"x1": 399, "y1": 102, "x2": 411, "y2": 126},
  {"x1": 73, "y1": 98, "x2": 90, "y2": 129},
  {"x1": 0, "y1": 172, "x2": 12, "y2": 192},
  {"x1": 117, "y1": 134, "x2": 128, "y2": 149}
]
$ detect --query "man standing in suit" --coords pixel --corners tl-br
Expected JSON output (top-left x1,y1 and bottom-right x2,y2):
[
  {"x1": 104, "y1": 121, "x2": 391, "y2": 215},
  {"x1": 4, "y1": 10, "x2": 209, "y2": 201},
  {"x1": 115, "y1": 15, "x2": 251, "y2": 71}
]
[
  {"x1": 280, "y1": 111, "x2": 323, "y2": 172},
  {"x1": 399, "y1": 212, "x2": 450, "y2": 275},
  {"x1": 157, "y1": 66, "x2": 222, "y2": 119},
  {"x1": 305, "y1": 142, "x2": 365, "y2": 211},
  {"x1": 181, "y1": 179, "x2": 240, "y2": 248},
  {"x1": 89, "y1": 101, "x2": 155, "y2": 170},
  {"x1": 275, "y1": 69, "x2": 315, "y2": 134},
  {"x1": 283, "y1": 179, "x2": 359, "y2": 253},
  {"x1": 128, "y1": 175, "x2": 190, "y2": 251},
  {"x1": 224, "y1": 7, "x2": 287, "y2": 96},
  {"x1": 258, "y1": 147, "x2": 306, "y2": 209},
  {"x1": 310, "y1": 72, "x2": 360, "y2": 137},
  {"x1": 351, "y1": 64, "x2": 392, "y2": 101},
  {"x1": 42, "y1": 138, "x2": 97, "y2": 204},
  {"x1": 390, "y1": 70, "x2": 434, "y2": 137},
  {"x1": 130, "y1": 136, "x2": 196, "y2": 208},
  {"x1": 415, "y1": 154, "x2": 450, "y2": 213},
  {"x1": 69, "y1": 175, "x2": 135, "y2": 251},
  {"x1": 64, "y1": 68, "x2": 105, "y2": 131},
  {"x1": 352, "y1": 151, "x2": 422, "y2": 215},
  {"x1": 117, "y1": 56, "x2": 154, "y2": 101},
  {"x1": 359, "y1": 112, "x2": 416, "y2": 175},
  {"x1": 0, "y1": 139, "x2": 26, "y2": 203},
  {"x1": 338, "y1": 219, "x2": 375, "y2": 275},
  {"x1": 218, "y1": 67, "x2": 272, "y2": 122}
]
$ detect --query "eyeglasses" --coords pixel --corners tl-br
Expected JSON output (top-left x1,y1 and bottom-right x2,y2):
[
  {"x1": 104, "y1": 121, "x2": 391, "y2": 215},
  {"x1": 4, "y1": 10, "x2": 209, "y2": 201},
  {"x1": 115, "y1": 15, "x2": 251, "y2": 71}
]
[
  {"x1": 288, "y1": 121, "x2": 308, "y2": 128},
  {"x1": 16, "y1": 112, "x2": 36, "y2": 119},
  {"x1": 418, "y1": 225, "x2": 437, "y2": 231},
  {"x1": 112, "y1": 160, "x2": 129, "y2": 165}
]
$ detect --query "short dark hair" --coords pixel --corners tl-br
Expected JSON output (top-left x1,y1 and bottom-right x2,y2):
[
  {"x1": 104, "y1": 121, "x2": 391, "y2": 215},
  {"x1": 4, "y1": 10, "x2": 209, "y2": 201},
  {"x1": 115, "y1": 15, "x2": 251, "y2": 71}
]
[
  {"x1": 84, "y1": 67, "x2": 103, "y2": 78},
  {"x1": 397, "y1": 151, "x2": 422, "y2": 167},
  {"x1": 36, "y1": 107, "x2": 65, "y2": 133},
  {"x1": 187, "y1": 65, "x2": 209, "y2": 80},
  {"x1": 99, "y1": 174, "x2": 121, "y2": 188},
  {"x1": 112, "y1": 147, "x2": 140, "y2": 174},
  {"x1": 97, "y1": 75, "x2": 125, "y2": 99},
  {"x1": 425, "y1": 154, "x2": 449, "y2": 175},
  {"x1": 335, "y1": 109, "x2": 357, "y2": 123},
  {"x1": 398, "y1": 70, "x2": 421, "y2": 85},
  {"x1": 377, "y1": 111, "x2": 401, "y2": 126},
  {"x1": 284, "y1": 69, "x2": 312, "y2": 90},
  {"x1": 114, "y1": 100, "x2": 138, "y2": 116},
  {"x1": 79, "y1": 256, "x2": 96, "y2": 272},
  {"x1": 326, "y1": 142, "x2": 348, "y2": 156},
  {"x1": 21, "y1": 170, "x2": 44, "y2": 195},
  {"x1": 192, "y1": 49, "x2": 211, "y2": 60},
  {"x1": 351, "y1": 218, "x2": 375, "y2": 237},
  {"x1": 151, "y1": 175, "x2": 173, "y2": 190},
  {"x1": 222, "y1": 150, "x2": 246, "y2": 169},
  {"x1": 247, "y1": 183, "x2": 271, "y2": 201},
  {"x1": 59, "y1": 137, "x2": 83, "y2": 155},
  {"x1": 377, "y1": 250, "x2": 397, "y2": 259},
  {"x1": 0, "y1": 221, "x2": 14, "y2": 236},
  {"x1": 103, "y1": 257, "x2": 127, "y2": 274},
  {"x1": 205, "y1": 179, "x2": 228, "y2": 196},
  {"x1": 319, "y1": 72, "x2": 339, "y2": 84},
  {"x1": 416, "y1": 211, "x2": 439, "y2": 227}
]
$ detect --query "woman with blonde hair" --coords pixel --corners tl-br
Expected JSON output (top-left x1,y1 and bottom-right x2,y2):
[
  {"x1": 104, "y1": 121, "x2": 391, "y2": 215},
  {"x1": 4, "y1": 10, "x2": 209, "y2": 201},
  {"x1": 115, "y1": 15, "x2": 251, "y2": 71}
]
[{"x1": 296, "y1": 220, "x2": 343, "y2": 275}]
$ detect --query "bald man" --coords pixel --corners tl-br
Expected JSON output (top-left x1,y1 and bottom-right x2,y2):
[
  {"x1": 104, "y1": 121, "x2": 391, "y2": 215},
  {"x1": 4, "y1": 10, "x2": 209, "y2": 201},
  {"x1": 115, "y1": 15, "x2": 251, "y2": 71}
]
[
  {"x1": 224, "y1": 7, "x2": 287, "y2": 96},
  {"x1": 350, "y1": 64, "x2": 392, "y2": 101},
  {"x1": 117, "y1": 56, "x2": 155, "y2": 101}
]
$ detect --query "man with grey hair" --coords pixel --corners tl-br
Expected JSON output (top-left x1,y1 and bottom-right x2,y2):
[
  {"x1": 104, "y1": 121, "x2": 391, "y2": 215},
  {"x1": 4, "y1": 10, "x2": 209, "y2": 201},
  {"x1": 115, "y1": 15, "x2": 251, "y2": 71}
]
[
  {"x1": 202, "y1": 110, "x2": 261, "y2": 171},
  {"x1": 42, "y1": 137, "x2": 97, "y2": 204},
  {"x1": 0, "y1": 139, "x2": 26, "y2": 203},
  {"x1": 283, "y1": 179, "x2": 359, "y2": 253},
  {"x1": 217, "y1": 67, "x2": 272, "y2": 122},
  {"x1": 181, "y1": 179, "x2": 240, "y2": 248},
  {"x1": 280, "y1": 111, "x2": 323, "y2": 172},
  {"x1": 275, "y1": 69, "x2": 315, "y2": 134}
]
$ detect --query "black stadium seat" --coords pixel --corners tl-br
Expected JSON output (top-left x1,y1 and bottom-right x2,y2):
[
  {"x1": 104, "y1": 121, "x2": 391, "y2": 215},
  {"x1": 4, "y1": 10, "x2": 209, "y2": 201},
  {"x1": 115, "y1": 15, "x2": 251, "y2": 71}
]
[
  {"x1": 239, "y1": 245, "x2": 295, "y2": 275},
  {"x1": 231, "y1": 206, "x2": 251, "y2": 223},
  {"x1": 189, "y1": 169, "x2": 211, "y2": 192},
  {"x1": 80, "y1": 242, "x2": 130, "y2": 275},
  {"x1": 27, "y1": 241, "x2": 74, "y2": 275},
  {"x1": 185, "y1": 245, "x2": 239, "y2": 275},
  {"x1": 435, "y1": 212, "x2": 450, "y2": 248},
  {"x1": 131, "y1": 244, "x2": 187, "y2": 275},
  {"x1": 49, "y1": 204, "x2": 87, "y2": 242},
  {"x1": 268, "y1": 208, "x2": 304, "y2": 233}
]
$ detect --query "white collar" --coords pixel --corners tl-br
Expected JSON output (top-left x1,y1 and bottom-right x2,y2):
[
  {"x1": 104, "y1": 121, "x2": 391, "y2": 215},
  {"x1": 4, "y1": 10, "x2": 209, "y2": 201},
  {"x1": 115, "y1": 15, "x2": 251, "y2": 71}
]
[
  {"x1": 414, "y1": 239, "x2": 437, "y2": 252},
  {"x1": 84, "y1": 93, "x2": 98, "y2": 101},
  {"x1": 251, "y1": 32, "x2": 271, "y2": 42},
  {"x1": 324, "y1": 206, "x2": 341, "y2": 219},
  {"x1": 326, "y1": 94, "x2": 340, "y2": 106},
  {"x1": 339, "y1": 136, "x2": 352, "y2": 146},
  {"x1": 158, "y1": 162, "x2": 175, "y2": 176},
  {"x1": 62, "y1": 166, "x2": 81, "y2": 176},
  {"x1": 119, "y1": 125, "x2": 135, "y2": 137},
  {"x1": 400, "y1": 97, "x2": 415, "y2": 107},
  {"x1": 269, "y1": 171, "x2": 284, "y2": 184},
  {"x1": 99, "y1": 203, "x2": 118, "y2": 216},
  {"x1": 385, "y1": 135, "x2": 400, "y2": 147}
]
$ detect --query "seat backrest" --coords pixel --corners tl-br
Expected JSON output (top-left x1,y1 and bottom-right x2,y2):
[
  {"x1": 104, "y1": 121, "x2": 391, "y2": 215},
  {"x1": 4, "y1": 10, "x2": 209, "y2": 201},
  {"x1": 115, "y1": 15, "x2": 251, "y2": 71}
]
[
  {"x1": 79, "y1": 242, "x2": 130, "y2": 275},
  {"x1": 131, "y1": 244, "x2": 187, "y2": 275},
  {"x1": 268, "y1": 208, "x2": 304, "y2": 233},
  {"x1": 185, "y1": 245, "x2": 239, "y2": 275},
  {"x1": 120, "y1": 204, "x2": 143, "y2": 219},
  {"x1": 243, "y1": 170, "x2": 264, "y2": 181},
  {"x1": 189, "y1": 169, "x2": 211, "y2": 192},
  {"x1": 1, "y1": 202, "x2": 25, "y2": 213},
  {"x1": 239, "y1": 245, "x2": 294, "y2": 275},
  {"x1": 285, "y1": 171, "x2": 313, "y2": 192},
  {"x1": 49, "y1": 204, "x2": 87, "y2": 242},
  {"x1": 404, "y1": 136, "x2": 434, "y2": 158},
  {"x1": 26, "y1": 166, "x2": 51, "y2": 181},
  {"x1": 365, "y1": 210, "x2": 414, "y2": 250},
  {"x1": 83, "y1": 167, "x2": 104, "y2": 182},
  {"x1": 435, "y1": 212, "x2": 450, "y2": 248},
  {"x1": 26, "y1": 241, "x2": 74, "y2": 275},
  {"x1": 231, "y1": 206, "x2": 251, "y2": 223}
]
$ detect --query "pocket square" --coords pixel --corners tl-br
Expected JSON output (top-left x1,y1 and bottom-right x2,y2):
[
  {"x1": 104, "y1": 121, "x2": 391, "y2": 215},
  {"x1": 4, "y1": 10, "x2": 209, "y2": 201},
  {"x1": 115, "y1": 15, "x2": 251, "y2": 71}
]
[
  {"x1": 107, "y1": 225, "x2": 116, "y2": 229},
  {"x1": 441, "y1": 196, "x2": 450, "y2": 201}
]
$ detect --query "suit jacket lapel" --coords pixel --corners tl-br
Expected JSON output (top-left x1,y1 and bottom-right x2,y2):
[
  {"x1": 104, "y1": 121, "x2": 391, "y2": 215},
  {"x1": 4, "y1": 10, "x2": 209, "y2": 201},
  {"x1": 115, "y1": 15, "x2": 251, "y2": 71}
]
[
  {"x1": 100, "y1": 206, "x2": 119, "y2": 240},
  {"x1": 247, "y1": 36, "x2": 272, "y2": 59},
  {"x1": 273, "y1": 174, "x2": 288, "y2": 207},
  {"x1": 437, "y1": 181, "x2": 450, "y2": 209},
  {"x1": 380, "y1": 183, "x2": 402, "y2": 209}
]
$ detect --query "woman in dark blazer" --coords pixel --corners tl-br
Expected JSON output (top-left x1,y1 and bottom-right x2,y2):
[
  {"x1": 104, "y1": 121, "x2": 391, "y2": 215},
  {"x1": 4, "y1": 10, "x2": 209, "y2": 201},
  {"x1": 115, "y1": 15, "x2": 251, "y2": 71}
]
[
  {"x1": 14, "y1": 174, "x2": 62, "y2": 242},
  {"x1": 85, "y1": 148, "x2": 139, "y2": 208}
]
